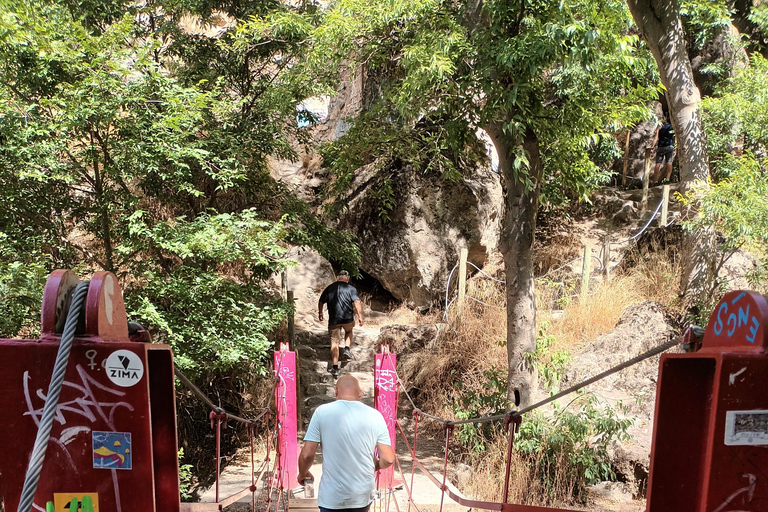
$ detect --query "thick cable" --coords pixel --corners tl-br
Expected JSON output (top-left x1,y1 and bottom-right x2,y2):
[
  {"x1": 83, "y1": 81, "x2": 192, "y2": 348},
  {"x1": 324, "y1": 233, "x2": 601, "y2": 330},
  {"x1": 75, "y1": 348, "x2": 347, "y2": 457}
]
[
  {"x1": 17, "y1": 281, "x2": 90, "y2": 512},
  {"x1": 388, "y1": 335, "x2": 678, "y2": 426},
  {"x1": 612, "y1": 197, "x2": 664, "y2": 246},
  {"x1": 444, "y1": 265, "x2": 458, "y2": 311},
  {"x1": 535, "y1": 256, "x2": 583, "y2": 281}
]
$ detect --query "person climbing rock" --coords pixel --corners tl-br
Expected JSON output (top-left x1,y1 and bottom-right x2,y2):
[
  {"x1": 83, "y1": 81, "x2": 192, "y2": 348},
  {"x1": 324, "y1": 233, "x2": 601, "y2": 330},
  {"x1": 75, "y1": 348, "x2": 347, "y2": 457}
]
[
  {"x1": 297, "y1": 375, "x2": 394, "y2": 512},
  {"x1": 318, "y1": 270, "x2": 363, "y2": 378},
  {"x1": 651, "y1": 113, "x2": 676, "y2": 184}
]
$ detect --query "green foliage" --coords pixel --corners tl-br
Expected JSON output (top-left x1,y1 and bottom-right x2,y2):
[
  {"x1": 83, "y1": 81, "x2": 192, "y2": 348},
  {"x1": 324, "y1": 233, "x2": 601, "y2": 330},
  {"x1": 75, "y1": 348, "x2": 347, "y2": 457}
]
[
  {"x1": 516, "y1": 326, "x2": 630, "y2": 499},
  {"x1": 526, "y1": 323, "x2": 572, "y2": 392},
  {"x1": 680, "y1": 0, "x2": 733, "y2": 49},
  {"x1": 311, "y1": 0, "x2": 659, "y2": 211},
  {"x1": 0, "y1": 0, "x2": 359, "y2": 377},
  {"x1": 697, "y1": 54, "x2": 768, "y2": 290},
  {"x1": 178, "y1": 448, "x2": 195, "y2": 501},
  {"x1": 450, "y1": 367, "x2": 508, "y2": 453},
  {"x1": 516, "y1": 395, "x2": 632, "y2": 499}
]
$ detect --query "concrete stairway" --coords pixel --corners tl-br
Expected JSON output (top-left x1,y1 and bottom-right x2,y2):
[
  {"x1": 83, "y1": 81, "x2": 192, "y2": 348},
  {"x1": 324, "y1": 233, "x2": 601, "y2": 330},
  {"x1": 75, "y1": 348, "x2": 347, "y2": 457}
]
[{"x1": 295, "y1": 325, "x2": 381, "y2": 427}]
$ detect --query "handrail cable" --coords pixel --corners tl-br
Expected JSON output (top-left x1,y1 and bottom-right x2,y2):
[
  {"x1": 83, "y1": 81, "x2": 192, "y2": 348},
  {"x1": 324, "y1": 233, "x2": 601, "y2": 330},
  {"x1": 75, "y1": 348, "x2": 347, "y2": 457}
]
[
  {"x1": 174, "y1": 366, "x2": 273, "y2": 425},
  {"x1": 387, "y1": 334, "x2": 679, "y2": 427}
]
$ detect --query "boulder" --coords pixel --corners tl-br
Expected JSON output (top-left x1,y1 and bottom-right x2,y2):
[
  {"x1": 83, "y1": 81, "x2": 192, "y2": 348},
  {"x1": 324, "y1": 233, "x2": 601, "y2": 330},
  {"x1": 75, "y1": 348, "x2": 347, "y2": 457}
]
[
  {"x1": 334, "y1": 163, "x2": 502, "y2": 307},
  {"x1": 378, "y1": 324, "x2": 443, "y2": 353},
  {"x1": 284, "y1": 247, "x2": 336, "y2": 329},
  {"x1": 561, "y1": 302, "x2": 679, "y2": 499}
]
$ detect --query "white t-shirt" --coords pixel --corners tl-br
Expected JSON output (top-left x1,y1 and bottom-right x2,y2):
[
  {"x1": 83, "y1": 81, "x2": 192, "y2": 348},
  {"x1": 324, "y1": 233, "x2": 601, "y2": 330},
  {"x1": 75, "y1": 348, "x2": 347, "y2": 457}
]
[{"x1": 304, "y1": 400, "x2": 392, "y2": 509}]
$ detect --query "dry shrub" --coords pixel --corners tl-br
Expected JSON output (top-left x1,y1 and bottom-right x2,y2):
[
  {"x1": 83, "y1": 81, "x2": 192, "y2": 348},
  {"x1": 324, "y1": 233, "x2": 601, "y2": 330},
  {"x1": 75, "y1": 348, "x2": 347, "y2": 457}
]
[
  {"x1": 543, "y1": 275, "x2": 643, "y2": 352},
  {"x1": 462, "y1": 431, "x2": 582, "y2": 508},
  {"x1": 399, "y1": 276, "x2": 507, "y2": 430}
]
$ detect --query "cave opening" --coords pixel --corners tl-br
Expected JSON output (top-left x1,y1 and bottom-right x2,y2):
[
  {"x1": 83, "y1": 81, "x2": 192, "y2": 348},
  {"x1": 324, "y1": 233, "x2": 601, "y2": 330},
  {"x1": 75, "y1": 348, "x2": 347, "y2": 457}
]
[{"x1": 331, "y1": 264, "x2": 399, "y2": 313}]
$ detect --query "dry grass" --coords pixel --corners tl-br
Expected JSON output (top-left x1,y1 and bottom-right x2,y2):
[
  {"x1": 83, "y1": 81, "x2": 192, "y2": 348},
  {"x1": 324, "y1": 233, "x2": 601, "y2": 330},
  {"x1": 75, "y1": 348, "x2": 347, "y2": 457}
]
[
  {"x1": 403, "y1": 243, "x2": 684, "y2": 507},
  {"x1": 538, "y1": 246, "x2": 683, "y2": 352},
  {"x1": 399, "y1": 277, "x2": 507, "y2": 430},
  {"x1": 462, "y1": 432, "x2": 584, "y2": 508}
]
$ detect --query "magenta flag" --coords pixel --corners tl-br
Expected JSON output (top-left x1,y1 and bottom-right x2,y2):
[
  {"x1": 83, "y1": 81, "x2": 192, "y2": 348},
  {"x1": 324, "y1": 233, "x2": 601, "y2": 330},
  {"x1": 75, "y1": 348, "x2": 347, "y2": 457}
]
[
  {"x1": 275, "y1": 343, "x2": 298, "y2": 489},
  {"x1": 374, "y1": 347, "x2": 399, "y2": 489}
]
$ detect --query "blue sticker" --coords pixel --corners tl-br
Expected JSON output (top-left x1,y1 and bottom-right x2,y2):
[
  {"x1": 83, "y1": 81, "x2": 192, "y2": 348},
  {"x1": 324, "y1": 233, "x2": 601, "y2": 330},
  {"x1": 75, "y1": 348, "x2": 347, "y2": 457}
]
[{"x1": 92, "y1": 431, "x2": 132, "y2": 470}]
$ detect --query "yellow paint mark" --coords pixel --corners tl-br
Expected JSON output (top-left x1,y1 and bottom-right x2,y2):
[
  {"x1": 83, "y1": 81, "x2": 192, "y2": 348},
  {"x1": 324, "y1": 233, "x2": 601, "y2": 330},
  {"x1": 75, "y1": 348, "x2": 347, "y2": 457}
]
[{"x1": 53, "y1": 493, "x2": 99, "y2": 512}]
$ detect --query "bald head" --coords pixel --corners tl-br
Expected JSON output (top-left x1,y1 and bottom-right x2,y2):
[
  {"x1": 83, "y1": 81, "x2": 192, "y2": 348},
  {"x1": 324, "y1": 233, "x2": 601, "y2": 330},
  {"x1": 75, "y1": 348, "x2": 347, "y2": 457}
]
[{"x1": 335, "y1": 375, "x2": 362, "y2": 401}]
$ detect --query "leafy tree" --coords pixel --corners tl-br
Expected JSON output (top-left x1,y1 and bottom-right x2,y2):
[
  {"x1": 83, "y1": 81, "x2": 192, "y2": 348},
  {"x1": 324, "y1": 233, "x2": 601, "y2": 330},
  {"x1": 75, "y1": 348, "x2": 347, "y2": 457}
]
[
  {"x1": 690, "y1": 54, "x2": 768, "y2": 297},
  {"x1": 257, "y1": 0, "x2": 658, "y2": 406},
  {"x1": 626, "y1": 0, "x2": 716, "y2": 305},
  {"x1": 0, "y1": 0, "x2": 359, "y2": 376}
]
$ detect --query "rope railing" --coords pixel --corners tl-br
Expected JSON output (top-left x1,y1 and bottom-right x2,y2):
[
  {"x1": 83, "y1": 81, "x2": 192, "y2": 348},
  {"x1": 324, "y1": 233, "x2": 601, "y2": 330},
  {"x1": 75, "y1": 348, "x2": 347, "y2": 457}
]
[
  {"x1": 174, "y1": 366, "x2": 272, "y2": 425},
  {"x1": 174, "y1": 363, "x2": 283, "y2": 511}
]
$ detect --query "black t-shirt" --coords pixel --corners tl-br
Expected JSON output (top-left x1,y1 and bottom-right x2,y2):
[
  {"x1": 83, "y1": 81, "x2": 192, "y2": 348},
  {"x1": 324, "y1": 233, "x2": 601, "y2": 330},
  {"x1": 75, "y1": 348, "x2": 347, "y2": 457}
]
[
  {"x1": 658, "y1": 123, "x2": 675, "y2": 147},
  {"x1": 319, "y1": 281, "x2": 360, "y2": 326}
]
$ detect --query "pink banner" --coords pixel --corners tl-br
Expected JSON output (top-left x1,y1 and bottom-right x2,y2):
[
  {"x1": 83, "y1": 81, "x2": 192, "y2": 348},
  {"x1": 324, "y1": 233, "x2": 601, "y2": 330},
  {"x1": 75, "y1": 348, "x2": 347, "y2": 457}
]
[
  {"x1": 374, "y1": 348, "x2": 399, "y2": 489},
  {"x1": 274, "y1": 343, "x2": 298, "y2": 489}
]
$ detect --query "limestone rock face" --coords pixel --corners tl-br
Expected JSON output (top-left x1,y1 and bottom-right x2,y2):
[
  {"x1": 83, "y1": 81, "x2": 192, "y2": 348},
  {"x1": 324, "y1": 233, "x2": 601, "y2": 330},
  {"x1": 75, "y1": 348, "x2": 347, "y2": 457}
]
[
  {"x1": 334, "y1": 163, "x2": 502, "y2": 307},
  {"x1": 270, "y1": 65, "x2": 502, "y2": 307}
]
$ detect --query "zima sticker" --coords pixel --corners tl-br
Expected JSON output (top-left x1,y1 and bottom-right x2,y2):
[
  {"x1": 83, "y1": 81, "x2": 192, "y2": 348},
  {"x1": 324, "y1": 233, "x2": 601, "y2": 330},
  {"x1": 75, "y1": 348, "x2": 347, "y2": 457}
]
[
  {"x1": 104, "y1": 349, "x2": 144, "y2": 387},
  {"x1": 92, "y1": 431, "x2": 132, "y2": 470}
]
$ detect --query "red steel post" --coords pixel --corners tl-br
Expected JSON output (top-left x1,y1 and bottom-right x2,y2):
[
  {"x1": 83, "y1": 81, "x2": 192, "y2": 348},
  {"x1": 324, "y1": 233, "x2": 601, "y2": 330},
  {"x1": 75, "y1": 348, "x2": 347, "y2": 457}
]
[
  {"x1": 502, "y1": 415, "x2": 522, "y2": 504},
  {"x1": 646, "y1": 290, "x2": 768, "y2": 512},
  {"x1": 439, "y1": 425, "x2": 453, "y2": 512}
]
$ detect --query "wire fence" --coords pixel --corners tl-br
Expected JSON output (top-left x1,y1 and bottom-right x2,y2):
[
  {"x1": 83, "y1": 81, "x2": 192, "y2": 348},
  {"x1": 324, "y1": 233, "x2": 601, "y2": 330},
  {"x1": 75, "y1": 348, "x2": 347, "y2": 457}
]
[{"x1": 444, "y1": 194, "x2": 675, "y2": 313}]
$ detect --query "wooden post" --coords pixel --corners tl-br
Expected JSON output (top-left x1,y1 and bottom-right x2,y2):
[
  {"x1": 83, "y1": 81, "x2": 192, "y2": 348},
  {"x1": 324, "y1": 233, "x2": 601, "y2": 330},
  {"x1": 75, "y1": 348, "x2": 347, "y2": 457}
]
[
  {"x1": 602, "y1": 235, "x2": 610, "y2": 278},
  {"x1": 281, "y1": 270, "x2": 288, "y2": 301},
  {"x1": 580, "y1": 244, "x2": 591, "y2": 301},
  {"x1": 287, "y1": 290, "x2": 295, "y2": 350},
  {"x1": 661, "y1": 184, "x2": 670, "y2": 227},
  {"x1": 458, "y1": 248, "x2": 468, "y2": 311},
  {"x1": 642, "y1": 147, "x2": 652, "y2": 211},
  {"x1": 622, "y1": 130, "x2": 631, "y2": 188}
]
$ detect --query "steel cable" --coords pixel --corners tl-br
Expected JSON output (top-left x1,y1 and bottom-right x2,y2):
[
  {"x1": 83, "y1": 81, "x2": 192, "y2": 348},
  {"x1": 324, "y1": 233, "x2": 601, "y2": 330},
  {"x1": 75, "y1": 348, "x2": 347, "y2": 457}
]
[
  {"x1": 387, "y1": 334, "x2": 679, "y2": 427},
  {"x1": 17, "y1": 281, "x2": 90, "y2": 512}
]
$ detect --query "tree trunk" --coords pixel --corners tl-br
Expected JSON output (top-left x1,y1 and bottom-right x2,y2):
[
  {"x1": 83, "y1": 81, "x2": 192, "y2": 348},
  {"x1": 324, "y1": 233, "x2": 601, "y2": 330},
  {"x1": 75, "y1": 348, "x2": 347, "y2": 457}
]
[
  {"x1": 627, "y1": 0, "x2": 716, "y2": 304},
  {"x1": 486, "y1": 124, "x2": 541, "y2": 408}
]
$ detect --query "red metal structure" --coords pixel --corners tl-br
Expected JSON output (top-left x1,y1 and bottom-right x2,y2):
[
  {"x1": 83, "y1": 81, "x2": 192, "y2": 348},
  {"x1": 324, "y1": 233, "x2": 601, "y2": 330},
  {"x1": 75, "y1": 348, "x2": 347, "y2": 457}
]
[
  {"x1": 3, "y1": 269, "x2": 767, "y2": 512},
  {"x1": 0, "y1": 270, "x2": 180, "y2": 512},
  {"x1": 647, "y1": 290, "x2": 768, "y2": 512}
]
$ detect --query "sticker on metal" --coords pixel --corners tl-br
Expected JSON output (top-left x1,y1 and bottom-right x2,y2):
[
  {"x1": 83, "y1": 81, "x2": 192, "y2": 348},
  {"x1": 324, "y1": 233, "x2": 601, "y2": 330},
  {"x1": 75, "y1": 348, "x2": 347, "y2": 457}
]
[
  {"x1": 53, "y1": 492, "x2": 99, "y2": 512},
  {"x1": 92, "y1": 431, "x2": 132, "y2": 470},
  {"x1": 724, "y1": 410, "x2": 768, "y2": 446},
  {"x1": 104, "y1": 349, "x2": 144, "y2": 387}
]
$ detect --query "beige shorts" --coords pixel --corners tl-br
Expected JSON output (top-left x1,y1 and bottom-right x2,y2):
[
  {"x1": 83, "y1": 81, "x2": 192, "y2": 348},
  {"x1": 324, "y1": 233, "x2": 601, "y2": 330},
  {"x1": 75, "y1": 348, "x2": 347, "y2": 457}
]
[{"x1": 328, "y1": 322, "x2": 355, "y2": 346}]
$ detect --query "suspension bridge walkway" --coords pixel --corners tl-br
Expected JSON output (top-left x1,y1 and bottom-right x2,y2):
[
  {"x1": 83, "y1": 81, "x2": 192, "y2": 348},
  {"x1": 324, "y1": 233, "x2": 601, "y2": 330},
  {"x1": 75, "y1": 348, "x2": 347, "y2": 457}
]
[{"x1": 1, "y1": 269, "x2": 767, "y2": 512}]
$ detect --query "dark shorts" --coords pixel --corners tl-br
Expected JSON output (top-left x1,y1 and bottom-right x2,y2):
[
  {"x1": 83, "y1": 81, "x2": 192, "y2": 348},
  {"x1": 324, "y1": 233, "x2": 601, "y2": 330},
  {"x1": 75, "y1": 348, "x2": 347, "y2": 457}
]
[
  {"x1": 320, "y1": 505, "x2": 371, "y2": 512},
  {"x1": 655, "y1": 145, "x2": 675, "y2": 164}
]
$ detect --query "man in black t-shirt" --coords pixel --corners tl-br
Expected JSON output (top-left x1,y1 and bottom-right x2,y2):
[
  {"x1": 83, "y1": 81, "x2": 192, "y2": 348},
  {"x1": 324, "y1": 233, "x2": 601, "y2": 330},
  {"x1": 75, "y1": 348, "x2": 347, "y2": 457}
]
[
  {"x1": 318, "y1": 270, "x2": 364, "y2": 378},
  {"x1": 651, "y1": 114, "x2": 676, "y2": 184}
]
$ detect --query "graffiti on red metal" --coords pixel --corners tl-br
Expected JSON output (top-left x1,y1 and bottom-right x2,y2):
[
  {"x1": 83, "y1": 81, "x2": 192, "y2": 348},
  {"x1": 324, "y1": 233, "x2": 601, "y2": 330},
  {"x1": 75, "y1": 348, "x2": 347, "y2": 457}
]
[
  {"x1": 713, "y1": 292, "x2": 761, "y2": 344},
  {"x1": 23, "y1": 364, "x2": 135, "y2": 473},
  {"x1": 712, "y1": 473, "x2": 757, "y2": 512}
]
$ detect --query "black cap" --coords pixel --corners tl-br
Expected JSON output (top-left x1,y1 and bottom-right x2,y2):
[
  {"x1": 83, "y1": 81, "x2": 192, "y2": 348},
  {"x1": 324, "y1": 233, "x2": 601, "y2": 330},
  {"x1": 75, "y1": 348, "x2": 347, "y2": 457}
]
[{"x1": 338, "y1": 270, "x2": 350, "y2": 277}]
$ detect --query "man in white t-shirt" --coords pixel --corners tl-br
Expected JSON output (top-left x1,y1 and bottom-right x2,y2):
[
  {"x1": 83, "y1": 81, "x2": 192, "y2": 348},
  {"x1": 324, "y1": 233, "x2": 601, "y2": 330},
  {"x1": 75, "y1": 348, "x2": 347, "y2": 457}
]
[{"x1": 297, "y1": 375, "x2": 395, "y2": 512}]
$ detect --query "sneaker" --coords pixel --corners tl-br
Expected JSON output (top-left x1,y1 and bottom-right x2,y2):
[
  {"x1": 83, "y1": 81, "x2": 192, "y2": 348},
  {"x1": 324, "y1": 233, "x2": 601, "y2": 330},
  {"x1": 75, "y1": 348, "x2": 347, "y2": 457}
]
[
  {"x1": 340, "y1": 347, "x2": 353, "y2": 361},
  {"x1": 330, "y1": 365, "x2": 339, "y2": 378}
]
